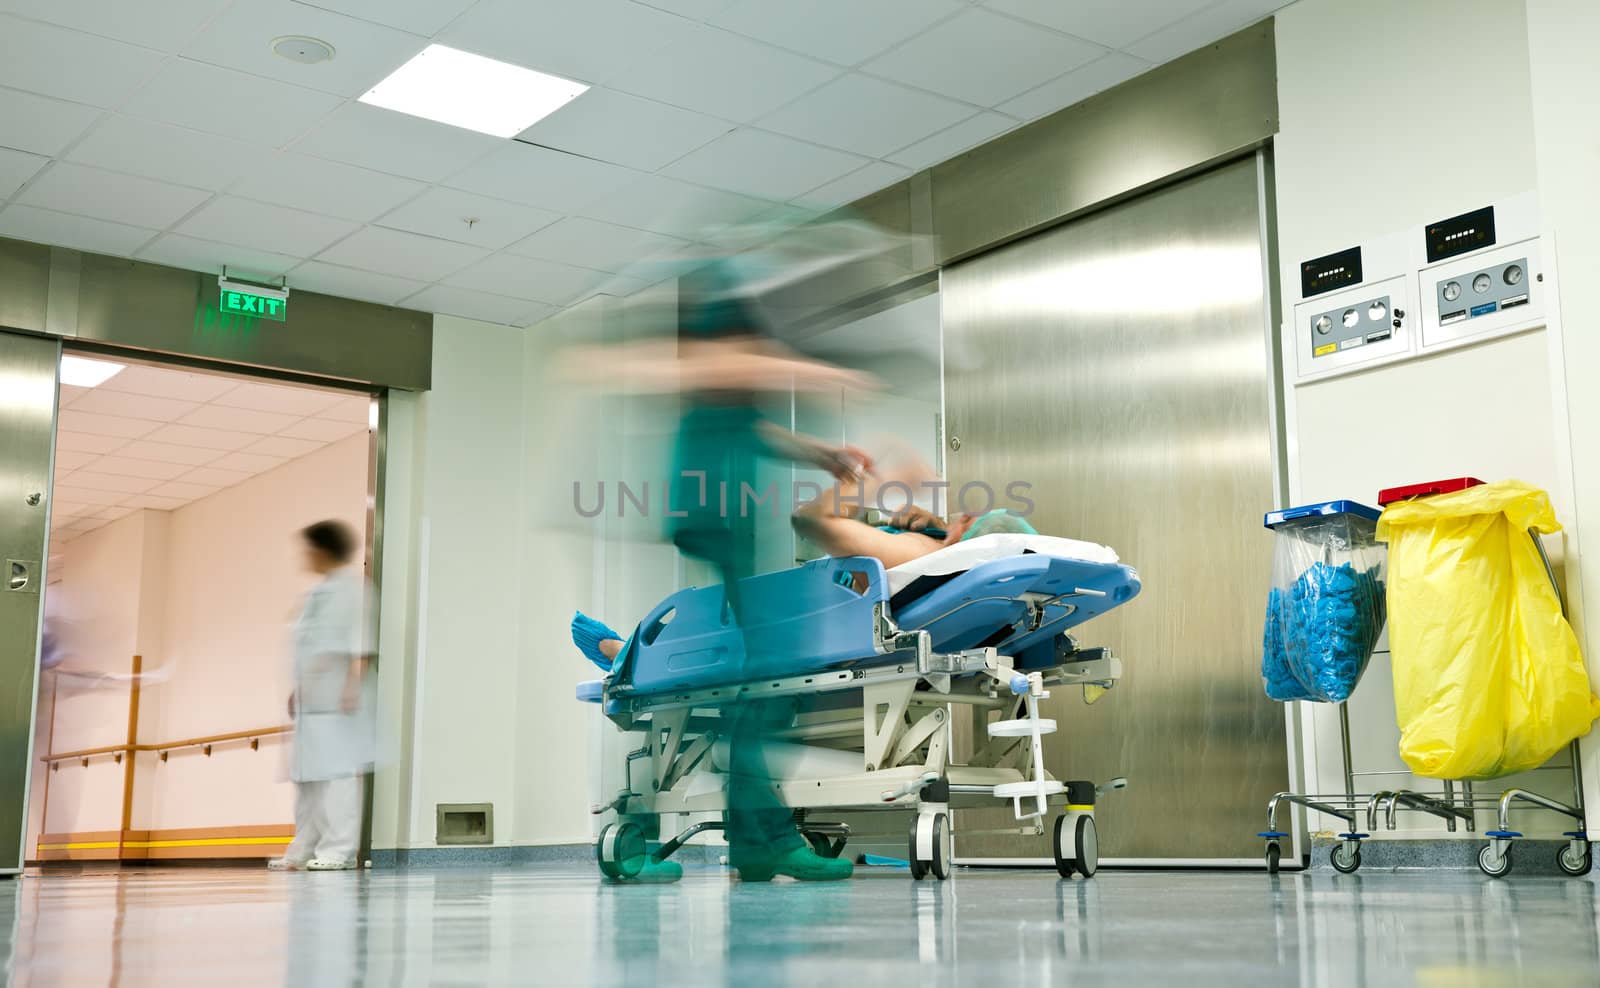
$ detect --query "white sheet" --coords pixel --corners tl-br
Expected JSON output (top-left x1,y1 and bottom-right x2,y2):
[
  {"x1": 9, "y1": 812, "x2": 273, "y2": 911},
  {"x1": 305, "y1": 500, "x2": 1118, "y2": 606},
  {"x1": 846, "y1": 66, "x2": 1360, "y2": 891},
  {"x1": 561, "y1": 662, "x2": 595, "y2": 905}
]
[{"x1": 883, "y1": 533, "x2": 1120, "y2": 595}]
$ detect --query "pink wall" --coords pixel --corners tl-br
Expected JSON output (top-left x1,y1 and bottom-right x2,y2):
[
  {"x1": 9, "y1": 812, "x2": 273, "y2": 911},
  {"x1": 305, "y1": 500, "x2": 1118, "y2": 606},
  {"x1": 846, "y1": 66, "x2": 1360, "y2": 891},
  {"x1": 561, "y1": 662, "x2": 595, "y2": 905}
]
[{"x1": 32, "y1": 432, "x2": 369, "y2": 843}]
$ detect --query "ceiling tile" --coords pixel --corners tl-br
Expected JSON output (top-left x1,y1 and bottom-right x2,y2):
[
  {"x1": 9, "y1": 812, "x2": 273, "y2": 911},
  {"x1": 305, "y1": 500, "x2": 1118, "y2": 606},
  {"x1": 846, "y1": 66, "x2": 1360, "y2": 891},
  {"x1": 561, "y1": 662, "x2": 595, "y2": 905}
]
[
  {"x1": 519, "y1": 88, "x2": 733, "y2": 172},
  {"x1": 864, "y1": 8, "x2": 1106, "y2": 106},
  {"x1": 1124, "y1": 0, "x2": 1285, "y2": 62},
  {"x1": 999, "y1": 52, "x2": 1153, "y2": 120},
  {"x1": 58, "y1": 385, "x2": 90, "y2": 408},
  {"x1": 446, "y1": 143, "x2": 640, "y2": 213},
  {"x1": 56, "y1": 431, "x2": 128, "y2": 455},
  {"x1": 0, "y1": 14, "x2": 164, "y2": 107},
  {"x1": 147, "y1": 481, "x2": 220, "y2": 501},
  {"x1": 182, "y1": 0, "x2": 426, "y2": 98},
  {"x1": 443, "y1": 253, "x2": 611, "y2": 306},
  {"x1": 279, "y1": 418, "x2": 365, "y2": 442},
  {"x1": 0, "y1": 148, "x2": 48, "y2": 199},
  {"x1": 317, "y1": 395, "x2": 370, "y2": 424},
  {"x1": 114, "y1": 439, "x2": 225, "y2": 465},
  {"x1": 375, "y1": 187, "x2": 559, "y2": 250},
  {"x1": 662, "y1": 129, "x2": 867, "y2": 201},
  {"x1": 759, "y1": 73, "x2": 974, "y2": 158},
  {"x1": 100, "y1": 365, "x2": 239, "y2": 402},
  {"x1": 0, "y1": 86, "x2": 103, "y2": 156},
  {"x1": 611, "y1": 24, "x2": 840, "y2": 122},
  {"x1": 710, "y1": 0, "x2": 965, "y2": 66},
  {"x1": 293, "y1": 102, "x2": 502, "y2": 183},
  {"x1": 635, "y1": 0, "x2": 737, "y2": 18},
  {"x1": 124, "y1": 493, "x2": 187, "y2": 511},
  {"x1": 441, "y1": 0, "x2": 696, "y2": 85},
  {"x1": 797, "y1": 161, "x2": 913, "y2": 209},
  {"x1": 52, "y1": 485, "x2": 129, "y2": 507},
  {"x1": 212, "y1": 383, "x2": 343, "y2": 417},
  {"x1": 296, "y1": 0, "x2": 478, "y2": 35},
  {"x1": 63, "y1": 471, "x2": 158, "y2": 495},
  {"x1": 886, "y1": 112, "x2": 1020, "y2": 170},
  {"x1": 68, "y1": 389, "x2": 202, "y2": 422},
  {"x1": 120, "y1": 60, "x2": 345, "y2": 148},
  {"x1": 287, "y1": 260, "x2": 428, "y2": 305},
  {"x1": 58, "y1": 409, "x2": 159, "y2": 439},
  {"x1": 244, "y1": 436, "x2": 322, "y2": 458},
  {"x1": 180, "y1": 465, "x2": 253, "y2": 487},
  {"x1": 315, "y1": 226, "x2": 487, "y2": 282},
  {"x1": 232, "y1": 153, "x2": 427, "y2": 223},
  {"x1": 85, "y1": 456, "x2": 191, "y2": 482},
  {"x1": 49, "y1": 500, "x2": 98, "y2": 520},
  {"x1": 68, "y1": 116, "x2": 262, "y2": 190},
  {"x1": 176, "y1": 197, "x2": 358, "y2": 257},
  {"x1": 17, "y1": 162, "x2": 211, "y2": 230},
  {"x1": 400, "y1": 285, "x2": 540, "y2": 327},
  {"x1": 94, "y1": 505, "x2": 137, "y2": 522},
  {"x1": 177, "y1": 405, "x2": 302, "y2": 435},
  {"x1": 53, "y1": 449, "x2": 100, "y2": 471},
  {"x1": 142, "y1": 423, "x2": 260, "y2": 451},
  {"x1": 0, "y1": 204, "x2": 154, "y2": 256},
  {"x1": 507, "y1": 218, "x2": 689, "y2": 274},
  {"x1": 136, "y1": 234, "x2": 301, "y2": 281},
  {"x1": 984, "y1": 0, "x2": 1213, "y2": 48},
  {"x1": 580, "y1": 173, "x2": 773, "y2": 238},
  {"x1": 0, "y1": 0, "x2": 230, "y2": 49},
  {"x1": 209, "y1": 451, "x2": 289, "y2": 473}
]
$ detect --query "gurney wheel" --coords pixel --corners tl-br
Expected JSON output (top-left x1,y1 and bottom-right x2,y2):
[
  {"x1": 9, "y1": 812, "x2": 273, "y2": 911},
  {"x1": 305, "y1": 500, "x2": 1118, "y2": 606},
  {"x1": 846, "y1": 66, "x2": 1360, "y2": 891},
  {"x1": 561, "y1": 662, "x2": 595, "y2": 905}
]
[
  {"x1": 909, "y1": 813, "x2": 951, "y2": 881},
  {"x1": 1265, "y1": 841, "x2": 1281, "y2": 875},
  {"x1": 1053, "y1": 814, "x2": 1098, "y2": 878},
  {"x1": 1477, "y1": 843, "x2": 1512, "y2": 877},
  {"x1": 596, "y1": 822, "x2": 646, "y2": 881},
  {"x1": 1558, "y1": 842, "x2": 1592, "y2": 876},
  {"x1": 1330, "y1": 843, "x2": 1361, "y2": 874},
  {"x1": 806, "y1": 834, "x2": 846, "y2": 859}
]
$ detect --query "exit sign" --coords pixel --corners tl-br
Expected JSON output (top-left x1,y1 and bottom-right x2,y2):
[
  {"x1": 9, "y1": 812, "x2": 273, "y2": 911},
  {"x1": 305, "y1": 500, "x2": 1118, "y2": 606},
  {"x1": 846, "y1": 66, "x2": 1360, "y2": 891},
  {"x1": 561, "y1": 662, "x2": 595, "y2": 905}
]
[{"x1": 217, "y1": 277, "x2": 289, "y2": 322}]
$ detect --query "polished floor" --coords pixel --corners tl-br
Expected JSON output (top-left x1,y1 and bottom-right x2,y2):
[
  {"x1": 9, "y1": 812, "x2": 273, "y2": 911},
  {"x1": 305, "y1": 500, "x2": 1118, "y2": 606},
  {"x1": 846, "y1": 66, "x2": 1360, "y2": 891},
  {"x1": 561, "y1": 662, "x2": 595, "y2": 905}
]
[{"x1": 3, "y1": 863, "x2": 1598, "y2": 986}]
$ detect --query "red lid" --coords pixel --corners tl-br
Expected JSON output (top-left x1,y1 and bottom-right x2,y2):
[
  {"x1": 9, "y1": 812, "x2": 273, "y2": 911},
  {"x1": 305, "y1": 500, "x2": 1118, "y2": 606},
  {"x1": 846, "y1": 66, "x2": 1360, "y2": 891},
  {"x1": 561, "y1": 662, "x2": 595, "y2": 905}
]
[{"x1": 1377, "y1": 477, "x2": 1486, "y2": 507}]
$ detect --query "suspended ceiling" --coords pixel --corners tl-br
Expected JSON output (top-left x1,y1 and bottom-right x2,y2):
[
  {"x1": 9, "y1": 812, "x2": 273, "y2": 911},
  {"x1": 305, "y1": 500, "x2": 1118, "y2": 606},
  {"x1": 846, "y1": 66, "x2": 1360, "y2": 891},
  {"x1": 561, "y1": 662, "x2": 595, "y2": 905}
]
[{"x1": 0, "y1": 0, "x2": 1292, "y2": 329}]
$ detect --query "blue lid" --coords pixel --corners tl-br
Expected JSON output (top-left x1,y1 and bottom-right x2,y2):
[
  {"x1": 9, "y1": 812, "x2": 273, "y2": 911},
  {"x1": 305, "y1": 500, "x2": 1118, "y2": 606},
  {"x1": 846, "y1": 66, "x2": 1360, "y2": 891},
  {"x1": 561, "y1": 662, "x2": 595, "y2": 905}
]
[{"x1": 1264, "y1": 500, "x2": 1382, "y2": 530}]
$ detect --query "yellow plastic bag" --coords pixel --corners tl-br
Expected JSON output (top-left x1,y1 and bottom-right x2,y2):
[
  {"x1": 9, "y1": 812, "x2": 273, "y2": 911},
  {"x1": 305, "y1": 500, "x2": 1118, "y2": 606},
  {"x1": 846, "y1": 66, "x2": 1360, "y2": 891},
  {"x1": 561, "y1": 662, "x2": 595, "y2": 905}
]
[{"x1": 1376, "y1": 480, "x2": 1600, "y2": 779}]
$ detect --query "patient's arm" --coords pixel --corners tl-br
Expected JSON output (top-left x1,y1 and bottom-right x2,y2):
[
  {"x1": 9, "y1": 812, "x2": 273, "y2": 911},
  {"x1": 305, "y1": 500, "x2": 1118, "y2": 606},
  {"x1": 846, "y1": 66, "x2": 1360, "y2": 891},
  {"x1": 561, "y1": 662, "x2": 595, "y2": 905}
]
[{"x1": 792, "y1": 474, "x2": 942, "y2": 568}]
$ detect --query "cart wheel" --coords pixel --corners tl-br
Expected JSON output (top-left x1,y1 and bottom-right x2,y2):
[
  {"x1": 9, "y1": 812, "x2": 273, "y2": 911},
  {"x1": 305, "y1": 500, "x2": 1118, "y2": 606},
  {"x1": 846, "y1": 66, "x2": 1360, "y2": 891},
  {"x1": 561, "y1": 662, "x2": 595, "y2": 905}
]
[
  {"x1": 1330, "y1": 842, "x2": 1361, "y2": 874},
  {"x1": 1052, "y1": 815, "x2": 1074, "y2": 878},
  {"x1": 1265, "y1": 841, "x2": 1281, "y2": 875},
  {"x1": 596, "y1": 822, "x2": 646, "y2": 881},
  {"x1": 1557, "y1": 842, "x2": 1592, "y2": 877},
  {"x1": 1073, "y1": 816, "x2": 1099, "y2": 878},
  {"x1": 1477, "y1": 843, "x2": 1513, "y2": 878},
  {"x1": 909, "y1": 813, "x2": 951, "y2": 881}
]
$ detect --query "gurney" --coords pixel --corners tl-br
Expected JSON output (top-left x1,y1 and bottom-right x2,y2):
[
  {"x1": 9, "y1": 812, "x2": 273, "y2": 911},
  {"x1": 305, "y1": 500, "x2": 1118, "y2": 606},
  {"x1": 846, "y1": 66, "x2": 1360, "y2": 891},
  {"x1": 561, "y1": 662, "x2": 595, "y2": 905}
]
[{"x1": 576, "y1": 534, "x2": 1141, "y2": 881}]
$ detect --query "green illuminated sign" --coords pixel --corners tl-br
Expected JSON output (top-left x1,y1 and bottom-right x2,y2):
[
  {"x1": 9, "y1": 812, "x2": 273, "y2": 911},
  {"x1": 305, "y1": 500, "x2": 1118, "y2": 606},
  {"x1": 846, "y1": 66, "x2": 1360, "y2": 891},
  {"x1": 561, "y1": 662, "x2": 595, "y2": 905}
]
[{"x1": 219, "y1": 287, "x2": 287, "y2": 322}]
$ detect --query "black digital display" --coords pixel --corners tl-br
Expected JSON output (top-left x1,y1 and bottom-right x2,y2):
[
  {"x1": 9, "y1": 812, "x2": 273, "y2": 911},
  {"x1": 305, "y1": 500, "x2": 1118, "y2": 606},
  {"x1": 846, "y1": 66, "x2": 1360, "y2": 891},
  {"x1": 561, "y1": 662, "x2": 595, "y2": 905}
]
[
  {"x1": 1426, "y1": 205, "x2": 1496, "y2": 263},
  {"x1": 1300, "y1": 246, "x2": 1363, "y2": 299}
]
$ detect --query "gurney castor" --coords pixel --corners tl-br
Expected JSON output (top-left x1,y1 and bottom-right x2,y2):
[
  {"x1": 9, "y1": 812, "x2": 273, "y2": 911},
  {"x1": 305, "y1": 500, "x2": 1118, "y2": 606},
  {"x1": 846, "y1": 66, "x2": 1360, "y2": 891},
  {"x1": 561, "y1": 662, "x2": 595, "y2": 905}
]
[
  {"x1": 908, "y1": 812, "x2": 951, "y2": 880},
  {"x1": 804, "y1": 833, "x2": 847, "y2": 859},
  {"x1": 596, "y1": 822, "x2": 647, "y2": 881},
  {"x1": 1053, "y1": 813, "x2": 1098, "y2": 878}
]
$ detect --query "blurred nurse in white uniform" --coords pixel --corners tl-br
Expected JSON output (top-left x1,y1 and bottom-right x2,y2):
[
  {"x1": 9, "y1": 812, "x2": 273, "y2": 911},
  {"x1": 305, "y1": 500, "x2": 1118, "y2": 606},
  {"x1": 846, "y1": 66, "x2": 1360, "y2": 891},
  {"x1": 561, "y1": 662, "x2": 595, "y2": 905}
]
[{"x1": 271, "y1": 520, "x2": 374, "y2": 872}]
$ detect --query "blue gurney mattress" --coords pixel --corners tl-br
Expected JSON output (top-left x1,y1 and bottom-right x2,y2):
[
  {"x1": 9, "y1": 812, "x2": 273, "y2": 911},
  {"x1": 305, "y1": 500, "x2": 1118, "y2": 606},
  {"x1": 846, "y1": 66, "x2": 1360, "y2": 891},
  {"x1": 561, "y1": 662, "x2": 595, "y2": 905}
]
[{"x1": 579, "y1": 535, "x2": 1140, "y2": 702}]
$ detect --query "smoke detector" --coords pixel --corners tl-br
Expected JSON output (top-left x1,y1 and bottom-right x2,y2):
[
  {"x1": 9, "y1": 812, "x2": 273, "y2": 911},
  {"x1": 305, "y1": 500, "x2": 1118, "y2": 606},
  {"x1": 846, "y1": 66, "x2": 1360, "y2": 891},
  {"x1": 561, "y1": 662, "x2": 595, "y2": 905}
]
[{"x1": 272, "y1": 36, "x2": 336, "y2": 65}]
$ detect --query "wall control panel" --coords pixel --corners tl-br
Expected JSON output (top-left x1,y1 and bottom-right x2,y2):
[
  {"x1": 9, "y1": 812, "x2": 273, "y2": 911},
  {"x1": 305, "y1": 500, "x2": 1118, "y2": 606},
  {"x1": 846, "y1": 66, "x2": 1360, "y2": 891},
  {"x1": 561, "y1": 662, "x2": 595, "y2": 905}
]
[
  {"x1": 1291, "y1": 228, "x2": 1415, "y2": 382},
  {"x1": 1419, "y1": 238, "x2": 1543, "y2": 351},
  {"x1": 1308, "y1": 294, "x2": 1399, "y2": 359}
]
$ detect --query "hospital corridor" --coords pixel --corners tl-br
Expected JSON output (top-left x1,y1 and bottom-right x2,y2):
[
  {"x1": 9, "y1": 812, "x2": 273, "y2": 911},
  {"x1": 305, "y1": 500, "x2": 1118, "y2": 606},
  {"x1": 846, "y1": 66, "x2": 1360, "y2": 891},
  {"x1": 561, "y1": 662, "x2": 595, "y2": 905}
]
[{"x1": 1, "y1": 0, "x2": 1599, "y2": 985}]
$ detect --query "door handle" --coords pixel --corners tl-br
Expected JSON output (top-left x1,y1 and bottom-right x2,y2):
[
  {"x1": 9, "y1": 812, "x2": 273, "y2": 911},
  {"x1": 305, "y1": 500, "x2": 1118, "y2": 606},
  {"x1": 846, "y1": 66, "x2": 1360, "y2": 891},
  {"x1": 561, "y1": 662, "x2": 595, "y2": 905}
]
[{"x1": 6, "y1": 559, "x2": 34, "y2": 593}]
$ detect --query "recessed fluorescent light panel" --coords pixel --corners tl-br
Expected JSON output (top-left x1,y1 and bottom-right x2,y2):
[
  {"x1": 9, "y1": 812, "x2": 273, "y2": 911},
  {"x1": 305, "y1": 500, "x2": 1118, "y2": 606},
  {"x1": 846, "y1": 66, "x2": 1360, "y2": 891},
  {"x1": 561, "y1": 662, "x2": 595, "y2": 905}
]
[
  {"x1": 59, "y1": 355, "x2": 125, "y2": 388},
  {"x1": 359, "y1": 44, "x2": 587, "y2": 138}
]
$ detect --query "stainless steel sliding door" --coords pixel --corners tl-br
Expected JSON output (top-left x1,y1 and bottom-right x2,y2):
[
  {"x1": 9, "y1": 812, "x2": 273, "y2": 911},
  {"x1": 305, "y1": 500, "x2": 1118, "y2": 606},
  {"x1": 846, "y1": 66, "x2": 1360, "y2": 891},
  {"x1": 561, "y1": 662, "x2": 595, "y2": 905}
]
[
  {"x1": 942, "y1": 157, "x2": 1285, "y2": 860},
  {"x1": 0, "y1": 330, "x2": 59, "y2": 873}
]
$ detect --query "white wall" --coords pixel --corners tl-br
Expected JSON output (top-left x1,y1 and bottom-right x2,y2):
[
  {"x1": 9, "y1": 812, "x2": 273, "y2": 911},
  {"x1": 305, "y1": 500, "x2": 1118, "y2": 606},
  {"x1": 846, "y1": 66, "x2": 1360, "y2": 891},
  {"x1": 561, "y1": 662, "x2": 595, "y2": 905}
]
[
  {"x1": 1274, "y1": 0, "x2": 1592, "y2": 831},
  {"x1": 1525, "y1": 0, "x2": 1600, "y2": 819}
]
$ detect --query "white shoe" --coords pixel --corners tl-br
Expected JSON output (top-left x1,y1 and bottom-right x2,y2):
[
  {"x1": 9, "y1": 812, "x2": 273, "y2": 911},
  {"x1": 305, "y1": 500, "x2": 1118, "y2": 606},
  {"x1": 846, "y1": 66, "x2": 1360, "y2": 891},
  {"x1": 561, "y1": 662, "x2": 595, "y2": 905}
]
[
  {"x1": 306, "y1": 858, "x2": 358, "y2": 871},
  {"x1": 267, "y1": 858, "x2": 307, "y2": 871}
]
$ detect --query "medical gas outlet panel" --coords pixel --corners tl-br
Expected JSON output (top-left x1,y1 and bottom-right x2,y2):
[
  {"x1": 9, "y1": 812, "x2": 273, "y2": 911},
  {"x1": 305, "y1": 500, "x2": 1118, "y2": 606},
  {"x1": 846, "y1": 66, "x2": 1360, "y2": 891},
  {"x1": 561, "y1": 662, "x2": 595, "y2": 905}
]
[{"x1": 1290, "y1": 193, "x2": 1545, "y2": 383}]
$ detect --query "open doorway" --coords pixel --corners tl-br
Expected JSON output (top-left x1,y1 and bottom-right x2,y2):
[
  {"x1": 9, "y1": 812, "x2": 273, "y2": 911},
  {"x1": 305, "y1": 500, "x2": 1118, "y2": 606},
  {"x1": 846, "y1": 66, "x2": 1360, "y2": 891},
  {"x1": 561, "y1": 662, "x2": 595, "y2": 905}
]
[{"x1": 29, "y1": 351, "x2": 377, "y2": 867}]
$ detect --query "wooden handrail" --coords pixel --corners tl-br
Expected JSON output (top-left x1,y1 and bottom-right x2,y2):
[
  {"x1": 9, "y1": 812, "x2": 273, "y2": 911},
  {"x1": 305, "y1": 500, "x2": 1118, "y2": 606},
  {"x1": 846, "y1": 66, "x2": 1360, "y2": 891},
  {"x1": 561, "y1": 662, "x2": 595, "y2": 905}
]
[{"x1": 41, "y1": 725, "x2": 292, "y2": 764}]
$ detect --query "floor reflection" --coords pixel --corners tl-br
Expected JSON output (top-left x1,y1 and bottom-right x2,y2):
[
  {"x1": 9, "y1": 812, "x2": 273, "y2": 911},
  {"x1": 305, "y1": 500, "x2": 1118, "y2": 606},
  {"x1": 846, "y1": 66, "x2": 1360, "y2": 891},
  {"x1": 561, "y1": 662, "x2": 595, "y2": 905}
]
[{"x1": 0, "y1": 865, "x2": 1594, "y2": 986}]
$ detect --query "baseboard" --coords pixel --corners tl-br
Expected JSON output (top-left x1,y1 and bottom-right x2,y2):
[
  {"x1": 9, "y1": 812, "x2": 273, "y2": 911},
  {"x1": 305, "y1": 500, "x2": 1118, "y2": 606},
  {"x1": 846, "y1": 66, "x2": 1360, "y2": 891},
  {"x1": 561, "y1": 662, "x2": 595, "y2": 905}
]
[{"x1": 36, "y1": 826, "x2": 294, "y2": 862}]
